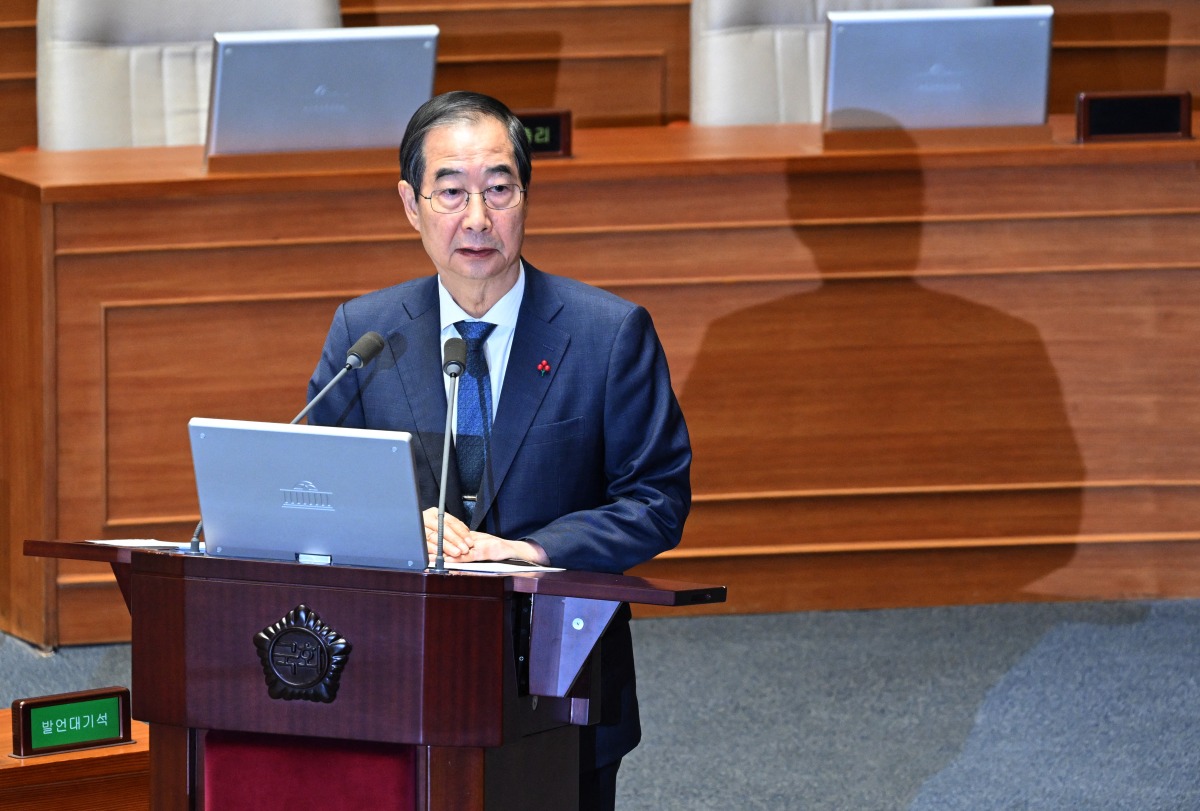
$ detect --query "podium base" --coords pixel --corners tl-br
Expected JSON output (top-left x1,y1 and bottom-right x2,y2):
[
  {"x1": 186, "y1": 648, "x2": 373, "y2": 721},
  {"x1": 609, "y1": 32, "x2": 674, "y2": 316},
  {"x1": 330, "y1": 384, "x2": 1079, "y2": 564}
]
[{"x1": 203, "y1": 730, "x2": 416, "y2": 810}]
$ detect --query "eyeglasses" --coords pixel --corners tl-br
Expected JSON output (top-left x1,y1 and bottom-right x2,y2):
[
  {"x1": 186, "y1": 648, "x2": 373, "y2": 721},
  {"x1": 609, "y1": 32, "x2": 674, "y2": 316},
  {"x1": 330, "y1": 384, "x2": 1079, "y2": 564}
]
[{"x1": 418, "y1": 184, "x2": 526, "y2": 214}]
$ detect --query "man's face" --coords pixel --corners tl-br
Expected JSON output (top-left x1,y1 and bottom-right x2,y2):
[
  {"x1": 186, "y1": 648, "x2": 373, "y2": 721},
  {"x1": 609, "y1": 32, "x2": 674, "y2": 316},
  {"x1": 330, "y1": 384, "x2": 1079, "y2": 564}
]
[{"x1": 398, "y1": 117, "x2": 526, "y2": 291}]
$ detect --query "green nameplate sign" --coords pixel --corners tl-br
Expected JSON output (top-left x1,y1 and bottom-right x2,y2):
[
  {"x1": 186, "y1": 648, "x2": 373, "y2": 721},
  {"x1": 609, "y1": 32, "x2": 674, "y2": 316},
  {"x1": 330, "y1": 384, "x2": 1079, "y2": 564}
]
[{"x1": 10, "y1": 687, "x2": 133, "y2": 757}]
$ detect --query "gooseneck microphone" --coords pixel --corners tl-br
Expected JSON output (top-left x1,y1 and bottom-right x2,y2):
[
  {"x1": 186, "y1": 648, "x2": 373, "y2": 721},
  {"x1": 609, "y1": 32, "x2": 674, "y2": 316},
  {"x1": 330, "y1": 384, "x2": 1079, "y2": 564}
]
[
  {"x1": 442, "y1": 337, "x2": 467, "y2": 377},
  {"x1": 431, "y1": 336, "x2": 467, "y2": 574},
  {"x1": 187, "y1": 331, "x2": 387, "y2": 553},
  {"x1": 291, "y1": 331, "x2": 386, "y2": 425}
]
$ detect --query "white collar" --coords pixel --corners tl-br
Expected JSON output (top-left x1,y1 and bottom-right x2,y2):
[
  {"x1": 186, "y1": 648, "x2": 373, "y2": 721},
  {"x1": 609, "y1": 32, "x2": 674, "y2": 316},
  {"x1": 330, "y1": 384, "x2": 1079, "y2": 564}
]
[{"x1": 437, "y1": 262, "x2": 525, "y2": 331}]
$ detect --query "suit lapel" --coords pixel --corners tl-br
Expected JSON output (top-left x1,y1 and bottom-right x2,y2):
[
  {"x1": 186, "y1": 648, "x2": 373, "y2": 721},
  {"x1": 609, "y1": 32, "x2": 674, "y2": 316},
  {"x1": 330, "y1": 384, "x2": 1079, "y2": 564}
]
[
  {"x1": 476, "y1": 266, "x2": 569, "y2": 527},
  {"x1": 386, "y1": 278, "x2": 451, "y2": 492}
]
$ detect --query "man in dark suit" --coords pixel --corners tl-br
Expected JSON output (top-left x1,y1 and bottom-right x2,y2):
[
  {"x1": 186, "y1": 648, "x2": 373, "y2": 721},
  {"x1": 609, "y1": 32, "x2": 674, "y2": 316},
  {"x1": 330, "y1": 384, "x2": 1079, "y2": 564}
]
[{"x1": 307, "y1": 91, "x2": 691, "y2": 810}]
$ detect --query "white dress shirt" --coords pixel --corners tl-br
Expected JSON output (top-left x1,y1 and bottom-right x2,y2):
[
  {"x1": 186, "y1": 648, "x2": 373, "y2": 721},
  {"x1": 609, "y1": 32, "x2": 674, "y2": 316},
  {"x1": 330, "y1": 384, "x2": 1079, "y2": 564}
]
[{"x1": 437, "y1": 263, "x2": 526, "y2": 430}]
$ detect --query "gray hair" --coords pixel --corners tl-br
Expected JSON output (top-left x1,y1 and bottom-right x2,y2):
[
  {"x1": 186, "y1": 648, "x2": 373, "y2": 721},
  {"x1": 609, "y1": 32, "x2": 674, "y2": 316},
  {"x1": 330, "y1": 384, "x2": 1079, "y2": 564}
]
[{"x1": 399, "y1": 91, "x2": 532, "y2": 191}]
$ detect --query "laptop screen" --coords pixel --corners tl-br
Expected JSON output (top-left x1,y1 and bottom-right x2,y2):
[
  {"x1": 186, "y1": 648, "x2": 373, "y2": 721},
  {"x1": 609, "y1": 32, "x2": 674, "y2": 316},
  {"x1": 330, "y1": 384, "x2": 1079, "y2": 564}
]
[
  {"x1": 823, "y1": 6, "x2": 1053, "y2": 131},
  {"x1": 205, "y1": 24, "x2": 438, "y2": 157},
  {"x1": 189, "y1": 418, "x2": 427, "y2": 570}
]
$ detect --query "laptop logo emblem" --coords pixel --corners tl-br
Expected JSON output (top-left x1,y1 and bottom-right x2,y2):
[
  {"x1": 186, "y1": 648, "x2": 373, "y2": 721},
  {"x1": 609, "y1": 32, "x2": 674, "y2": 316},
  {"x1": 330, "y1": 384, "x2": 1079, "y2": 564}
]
[{"x1": 281, "y1": 481, "x2": 334, "y2": 511}]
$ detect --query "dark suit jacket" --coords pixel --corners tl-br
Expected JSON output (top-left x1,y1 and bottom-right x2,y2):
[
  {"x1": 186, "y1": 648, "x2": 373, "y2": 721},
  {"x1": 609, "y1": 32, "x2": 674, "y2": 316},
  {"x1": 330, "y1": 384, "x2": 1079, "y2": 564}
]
[{"x1": 307, "y1": 262, "x2": 691, "y2": 766}]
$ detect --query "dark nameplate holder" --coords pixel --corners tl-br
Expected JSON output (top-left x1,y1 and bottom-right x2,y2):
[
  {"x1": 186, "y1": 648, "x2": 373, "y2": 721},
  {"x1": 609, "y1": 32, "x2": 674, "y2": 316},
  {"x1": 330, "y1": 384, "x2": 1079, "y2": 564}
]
[
  {"x1": 1076, "y1": 91, "x2": 1193, "y2": 142},
  {"x1": 517, "y1": 109, "x2": 572, "y2": 158},
  {"x1": 10, "y1": 687, "x2": 133, "y2": 758}
]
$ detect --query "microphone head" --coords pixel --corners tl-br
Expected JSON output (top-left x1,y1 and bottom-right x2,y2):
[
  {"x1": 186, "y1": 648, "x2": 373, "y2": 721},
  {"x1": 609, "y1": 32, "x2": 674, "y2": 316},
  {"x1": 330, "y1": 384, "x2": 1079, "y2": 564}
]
[
  {"x1": 442, "y1": 337, "x2": 467, "y2": 377},
  {"x1": 346, "y1": 331, "x2": 386, "y2": 370}
]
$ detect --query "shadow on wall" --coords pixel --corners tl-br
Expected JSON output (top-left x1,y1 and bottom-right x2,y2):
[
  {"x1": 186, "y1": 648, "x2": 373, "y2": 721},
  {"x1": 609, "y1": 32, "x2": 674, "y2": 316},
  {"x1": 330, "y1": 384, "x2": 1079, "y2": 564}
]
[{"x1": 680, "y1": 118, "x2": 1084, "y2": 596}]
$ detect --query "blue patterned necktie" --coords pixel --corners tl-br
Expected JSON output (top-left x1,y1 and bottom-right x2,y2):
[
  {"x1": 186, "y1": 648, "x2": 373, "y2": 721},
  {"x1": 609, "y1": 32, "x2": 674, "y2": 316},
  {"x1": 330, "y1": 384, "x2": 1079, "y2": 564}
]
[{"x1": 454, "y1": 320, "x2": 497, "y2": 518}]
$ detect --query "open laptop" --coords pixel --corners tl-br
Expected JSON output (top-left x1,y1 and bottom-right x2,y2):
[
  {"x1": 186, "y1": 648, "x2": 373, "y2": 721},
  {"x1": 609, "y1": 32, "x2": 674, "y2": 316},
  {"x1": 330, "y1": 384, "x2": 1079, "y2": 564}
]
[
  {"x1": 823, "y1": 6, "x2": 1053, "y2": 131},
  {"x1": 188, "y1": 417, "x2": 427, "y2": 570},
  {"x1": 204, "y1": 24, "x2": 439, "y2": 157}
]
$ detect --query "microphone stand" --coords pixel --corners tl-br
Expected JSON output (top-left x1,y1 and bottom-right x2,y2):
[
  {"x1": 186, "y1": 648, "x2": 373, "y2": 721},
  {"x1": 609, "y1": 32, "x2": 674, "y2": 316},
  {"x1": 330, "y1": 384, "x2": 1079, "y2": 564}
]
[
  {"x1": 430, "y1": 337, "x2": 466, "y2": 574},
  {"x1": 431, "y1": 372, "x2": 461, "y2": 574},
  {"x1": 186, "y1": 332, "x2": 384, "y2": 555},
  {"x1": 290, "y1": 364, "x2": 353, "y2": 426},
  {"x1": 183, "y1": 365, "x2": 352, "y2": 555}
]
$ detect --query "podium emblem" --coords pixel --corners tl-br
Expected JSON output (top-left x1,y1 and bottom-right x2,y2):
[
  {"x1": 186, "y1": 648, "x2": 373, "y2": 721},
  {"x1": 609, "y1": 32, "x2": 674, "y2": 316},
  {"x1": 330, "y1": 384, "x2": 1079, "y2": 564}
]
[{"x1": 255, "y1": 605, "x2": 351, "y2": 702}]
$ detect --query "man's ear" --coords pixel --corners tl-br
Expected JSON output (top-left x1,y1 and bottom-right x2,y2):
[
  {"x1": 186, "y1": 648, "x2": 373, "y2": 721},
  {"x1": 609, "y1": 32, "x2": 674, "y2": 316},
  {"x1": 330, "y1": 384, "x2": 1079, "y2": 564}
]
[{"x1": 398, "y1": 180, "x2": 421, "y2": 231}]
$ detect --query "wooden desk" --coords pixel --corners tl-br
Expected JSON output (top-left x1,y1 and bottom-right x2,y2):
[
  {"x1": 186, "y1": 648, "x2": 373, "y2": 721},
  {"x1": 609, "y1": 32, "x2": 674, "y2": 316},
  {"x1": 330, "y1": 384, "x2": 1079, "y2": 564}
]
[
  {"x1": 3, "y1": 119, "x2": 1200, "y2": 646},
  {"x1": 1, "y1": 710, "x2": 150, "y2": 810}
]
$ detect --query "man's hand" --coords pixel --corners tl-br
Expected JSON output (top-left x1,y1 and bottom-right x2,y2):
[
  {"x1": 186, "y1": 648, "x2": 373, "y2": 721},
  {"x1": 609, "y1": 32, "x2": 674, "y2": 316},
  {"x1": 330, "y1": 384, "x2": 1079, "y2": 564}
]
[
  {"x1": 423, "y1": 506, "x2": 471, "y2": 558},
  {"x1": 422, "y1": 507, "x2": 549, "y2": 565},
  {"x1": 461, "y1": 533, "x2": 550, "y2": 566}
]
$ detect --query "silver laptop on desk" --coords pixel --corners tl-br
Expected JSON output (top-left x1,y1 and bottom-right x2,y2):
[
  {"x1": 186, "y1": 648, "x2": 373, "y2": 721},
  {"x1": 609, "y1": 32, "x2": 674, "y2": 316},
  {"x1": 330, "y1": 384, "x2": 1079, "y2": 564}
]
[
  {"x1": 205, "y1": 24, "x2": 439, "y2": 157},
  {"x1": 188, "y1": 418, "x2": 427, "y2": 570},
  {"x1": 823, "y1": 6, "x2": 1053, "y2": 131}
]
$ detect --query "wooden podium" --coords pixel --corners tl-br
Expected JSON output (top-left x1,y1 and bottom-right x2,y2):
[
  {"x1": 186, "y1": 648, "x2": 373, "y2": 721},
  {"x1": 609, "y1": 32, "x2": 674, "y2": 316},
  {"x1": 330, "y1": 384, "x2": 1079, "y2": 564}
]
[{"x1": 25, "y1": 540, "x2": 724, "y2": 810}]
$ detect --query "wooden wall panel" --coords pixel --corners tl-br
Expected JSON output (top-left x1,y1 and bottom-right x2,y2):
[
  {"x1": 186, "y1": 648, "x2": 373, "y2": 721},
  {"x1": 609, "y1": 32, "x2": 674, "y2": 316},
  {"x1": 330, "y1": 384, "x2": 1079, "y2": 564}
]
[
  {"x1": 0, "y1": 191, "x2": 54, "y2": 645},
  {"x1": 609, "y1": 270, "x2": 1200, "y2": 532},
  {"x1": 5, "y1": 1, "x2": 1200, "y2": 151},
  {"x1": 0, "y1": 78, "x2": 36, "y2": 152},
  {"x1": 435, "y1": 55, "x2": 671, "y2": 128},
  {"x1": 0, "y1": 0, "x2": 36, "y2": 151},
  {"x1": 1049, "y1": 45, "x2": 1200, "y2": 114},
  {"x1": 70, "y1": 262, "x2": 1200, "y2": 544},
  {"x1": 525, "y1": 160, "x2": 1200, "y2": 236},
  {"x1": 0, "y1": 0, "x2": 37, "y2": 152},
  {"x1": 0, "y1": 0, "x2": 687, "y2": 152},
  {"x1": 675, "y1": 485, "x2": 1200, "y2": 553},
  {"x1": 631, "y1": 539, "x2": 1200, "y2": 618},
  {"x1": 1044, "y1": 0, "x2": 1200, "y2": 39},
  {"x1": 101, "y1": 299, "x2": 342, "y2": 523},
  {"x1": 344, "y1": 2, "x2": 689, "y2": 126},
  {"x1": 54, "y1": 188, "x2": 407, "y2": 251},
  {"x1": 1000, "y1": 0, "x2": 1200, "y2": 114},
  {"x1": 0, "y1": 24, "x2": 34, "y2": 75},
  {"x1": 52, "y1": 249, "x2": 417, "y2": 544},
  {"x1": 4, "y1": 123, "x2": 1200, "y2": 644},
  {"x1": 0, "y1": 0, "x2": 32, "y2": 22},
  {"x1": 520, "y1": 214, "x2": 1200, "y2": 286}
]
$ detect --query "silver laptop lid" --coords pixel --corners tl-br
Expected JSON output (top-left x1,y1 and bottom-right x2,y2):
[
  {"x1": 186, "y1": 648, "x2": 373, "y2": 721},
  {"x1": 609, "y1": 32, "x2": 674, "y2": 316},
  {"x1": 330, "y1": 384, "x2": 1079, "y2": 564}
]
[
  {"x1": 823, "y1": 6, "x2": 1053, "y2": 131},
  {"x1": 189, "y1": 417, "x2": 427, "y2": 570},
  {"x1": 205, "y1": 24, "x2": 439, "y2": 157}
]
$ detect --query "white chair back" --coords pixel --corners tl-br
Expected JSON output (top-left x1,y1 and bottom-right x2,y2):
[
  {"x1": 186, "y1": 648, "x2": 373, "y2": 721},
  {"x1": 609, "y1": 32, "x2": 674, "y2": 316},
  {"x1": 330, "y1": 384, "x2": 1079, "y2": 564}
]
[
  {"x1": 691, "y1": 0, "x2": 994, "y2": 126},
  {"x1": 37, "y1": 0, "x2": 341, "y2": 149}
]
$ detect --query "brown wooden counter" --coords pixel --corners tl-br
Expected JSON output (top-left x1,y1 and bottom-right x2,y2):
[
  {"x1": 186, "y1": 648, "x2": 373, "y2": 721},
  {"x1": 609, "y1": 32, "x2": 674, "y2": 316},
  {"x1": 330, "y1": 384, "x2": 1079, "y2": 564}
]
[
  {"x1": 3, "y1": 118, "x2": 1200, "y2": 646},
  {"x1": 1, "y1": 710, "x2": 150, "y2": 810}
]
